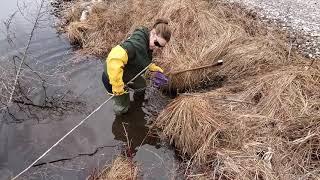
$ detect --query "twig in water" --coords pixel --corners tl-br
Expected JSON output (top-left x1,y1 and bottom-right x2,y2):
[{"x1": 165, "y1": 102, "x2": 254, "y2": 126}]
[
  {"x1": 122, "y1": 122, "x2": 135, "y2": 180},
  {"x1": 8, "y1": 0, "x2": 45, "y2": 105}
]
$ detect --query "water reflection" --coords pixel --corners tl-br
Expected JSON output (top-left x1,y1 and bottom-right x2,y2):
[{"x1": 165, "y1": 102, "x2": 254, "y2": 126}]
[
  {"x1": 0, "y1": 1, "x2": 179, "y2": 179},
  {"x1": 0, "y1": 1, "x2": 18, "y2": 22},
  {"x1": 112, "y1": 93, "x2": 160, "y2": 153}
]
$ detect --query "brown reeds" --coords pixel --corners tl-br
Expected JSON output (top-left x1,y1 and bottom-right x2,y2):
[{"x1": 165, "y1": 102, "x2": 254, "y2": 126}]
[
  {"x1": 154, "y1": 95, "x2": 234, "y2": 161},
  {"x1": 154, "y1": 0, "x2": 244, "y2": 90},
  {"x1": 154, "y1": 64, "x2": 320, "y2": 179},
  {"x1": 274, "y1": 116, "x2": 320, "y2": 179},
  {"x1": 236, "y1": 65, "x2": 320, "y2": 119},
  {"x1": 95, "y1": 156, "x2": 138, "y2": 180},
  {"x1": 65, "y1": 0, "x2": 133, "y2": 56},
  {"x1": 58, "y1": 0, "x2": 320, "y2": 178},
  {"x1": 61, "y1": 0, "x2": 164, "y2": 57},
  {"x1": 215, "y1": 36, "x2": 291, "y2": 80},
  {"x1": 154, "y1": 0, "x2": 298, "y2": 90},
  {"x1": 61, "y1": 0, "x2": 309, "y2": 90}
]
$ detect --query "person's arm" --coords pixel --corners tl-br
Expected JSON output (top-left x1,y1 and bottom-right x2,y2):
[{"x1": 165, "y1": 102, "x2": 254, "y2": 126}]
[{"x1": 105, "y1": 45, "x2": 128, "y2": 95}]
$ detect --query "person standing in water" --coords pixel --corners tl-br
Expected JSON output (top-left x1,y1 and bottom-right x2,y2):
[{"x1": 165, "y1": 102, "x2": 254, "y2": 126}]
[{"x1": 102, "y1": 19, "x2": 171, "y2": 115}]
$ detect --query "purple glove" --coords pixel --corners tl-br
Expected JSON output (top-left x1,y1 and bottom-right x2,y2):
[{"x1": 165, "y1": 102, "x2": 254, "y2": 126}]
[{"x1": 152, "y1": 72, "x2": 168, "y2": 88}]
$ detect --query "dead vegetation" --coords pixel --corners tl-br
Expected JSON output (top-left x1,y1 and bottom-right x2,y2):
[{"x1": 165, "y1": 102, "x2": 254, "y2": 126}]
[
  {"x1": 61, "y1": 0, "x2": 162, "y2": 57},
  {"x1": 63, "y1": 0, "x2": 133, "y2": 56},
  {"x1": 57, "y1": 0, "x2": 320, "y2": 179},
  {"x1": 94, "y1": 156, "x2": 138, "y2": 180},
  {"x1": 90, "y1": 121, "x2": 139, "y2": 180},
  {"x1": 154, "y1": 65, "x2": 320, "y2": 179},
  {"x1": 60, "y1": 0, "x2": 308, "y2": 90}
]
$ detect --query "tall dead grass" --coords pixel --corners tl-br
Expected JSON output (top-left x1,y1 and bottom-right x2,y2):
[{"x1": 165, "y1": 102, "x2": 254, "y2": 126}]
[
  {"x1": 154, "y1": 95, "x2": 235, "y2": 160},
  {"x1": 155, "y1": 0, "x2": 244, "y2": 90},
  {"x1": 154, "y1": 0, "x2": 300, "y2": 90},
  {"x1": 61, "y1": 0, "x2": 164, "y2": 57},
  {"x1": 235, "y1": 65, "x2": 320, "y2": 119},
  {"x1": 60, "y1": 0, "x2": 306, "y2": 90},
  {"x1": 154, "y1": 64, "x2": 320, "y2": 179},
  {"x1": 95, "y1": 156, "x2": 138, "y2": 180},
  {"x1": 58, "y1": 0, "x2": 320, "y2": 178},
  {"x1": 65, "y1": 0, "x2": 133, "y2": 56}
]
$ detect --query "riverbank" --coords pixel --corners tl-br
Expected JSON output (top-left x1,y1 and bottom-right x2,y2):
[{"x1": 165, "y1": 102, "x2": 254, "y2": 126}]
[{"x1": 55, "y1": 0, "x2": 320, "y2": 179}]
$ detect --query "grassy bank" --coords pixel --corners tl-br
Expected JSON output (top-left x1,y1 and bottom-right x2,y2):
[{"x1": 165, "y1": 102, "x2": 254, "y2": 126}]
[{"x1": 58, "y1": 0, "x2": 320, "y2": 179}]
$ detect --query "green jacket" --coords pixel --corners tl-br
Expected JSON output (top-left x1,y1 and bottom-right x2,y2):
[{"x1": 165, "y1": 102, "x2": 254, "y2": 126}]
[
  {"x1": 104, "y1": 26, "x2": 163, "y2": 94},
  {"x1": 120, "y1": 26, "x2": 153, "y2": 82}
]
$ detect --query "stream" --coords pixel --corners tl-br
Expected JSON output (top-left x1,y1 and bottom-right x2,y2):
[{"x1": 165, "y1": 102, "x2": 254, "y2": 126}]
[{"x1": 0, "y1": 1, "x2": 179, "y2": 179}]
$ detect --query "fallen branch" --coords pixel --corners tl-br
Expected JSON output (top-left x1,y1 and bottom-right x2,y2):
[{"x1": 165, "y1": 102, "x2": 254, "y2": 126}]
[
  {"x1": 169, "y1": 60, "x2": 223, "y2": 75},
  {"x1": 8, "y1": 0, "x2": 45, "y2": 105}
]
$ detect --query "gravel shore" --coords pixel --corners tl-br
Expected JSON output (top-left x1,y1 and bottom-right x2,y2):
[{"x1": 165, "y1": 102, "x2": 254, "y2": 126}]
[{"x1": 225, "y1": 0, "x2": 320, "y2": 59}]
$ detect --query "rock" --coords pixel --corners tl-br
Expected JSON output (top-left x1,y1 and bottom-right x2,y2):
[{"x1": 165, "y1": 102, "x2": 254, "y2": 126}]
[
  {"x1": 311, "y1": 32, "x2": 320, "y2": 37},
  {"x1": 80, "y1": 10, "x2": 89, "y2": 22}
]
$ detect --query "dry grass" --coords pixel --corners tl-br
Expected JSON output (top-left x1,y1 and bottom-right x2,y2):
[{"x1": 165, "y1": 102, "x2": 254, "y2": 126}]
[
  {"x1": 95, "y1": 156, "x2": 138, "y2": 180},
  {"x1": 64, "y1": 0, "x2": 134, "y2": 56},
  {"x1": 215, "y1": 36, "x2": 292, "y2": 80},
  {"x1": 235, "y1": 65, "x2": 320, "y2": 119},
  {"x1": 58, "y1": 0, "x2": 320, "y2": 178},
  {"x1": 60, "y1": 0, "x2": 306, "y2": 90},
  {"x1": 154, "y1": 0, "x2": 300, "y2": 90},
  {"x1": 155, "y1": 0, "x2": 244, "y2": 90},
  {"x1": 61, "y1": 0, "x2": 163, "y2": 57},
  {"x1": 154, "y1": 64, "x2": 320, "y2": 179},
  {"x1": 154, "y1": 95, "x2": 234, "y2": 161},
  {"x1": 278, "y1": 116, "x2": 320, "y2": 179}
]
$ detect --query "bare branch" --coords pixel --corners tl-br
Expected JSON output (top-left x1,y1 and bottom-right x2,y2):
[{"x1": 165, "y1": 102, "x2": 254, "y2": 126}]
[{"x1": 8, "y1": 0, "x2": 46, "y2": 105}]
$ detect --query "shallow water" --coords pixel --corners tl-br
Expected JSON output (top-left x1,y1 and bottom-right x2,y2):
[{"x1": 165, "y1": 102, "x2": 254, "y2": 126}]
[{"x1": 0, "y1": 1, "x2": 178, "y2": 179}]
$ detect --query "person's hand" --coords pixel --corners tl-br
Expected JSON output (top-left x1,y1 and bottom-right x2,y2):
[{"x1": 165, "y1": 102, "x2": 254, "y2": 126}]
[
  {"x1": 149, "y1": 63, "x2": 164, "y2": 73},
  {"x1": 152, "y1": 71, "x2": 168, "y2": 88},
  {"x1": 112, "y1": 85, "x2": 126, "y2": 96}
]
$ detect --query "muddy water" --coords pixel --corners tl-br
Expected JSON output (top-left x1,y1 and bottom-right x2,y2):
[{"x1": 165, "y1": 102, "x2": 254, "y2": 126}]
[{"x1": 0, "y1": 1, "x2": 178, "y2": 179}]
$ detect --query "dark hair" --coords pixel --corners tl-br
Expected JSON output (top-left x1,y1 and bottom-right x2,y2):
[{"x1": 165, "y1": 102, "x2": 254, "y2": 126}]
[{"x1": 152, "y1": 18, "x2": 171, "y2": 42}]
